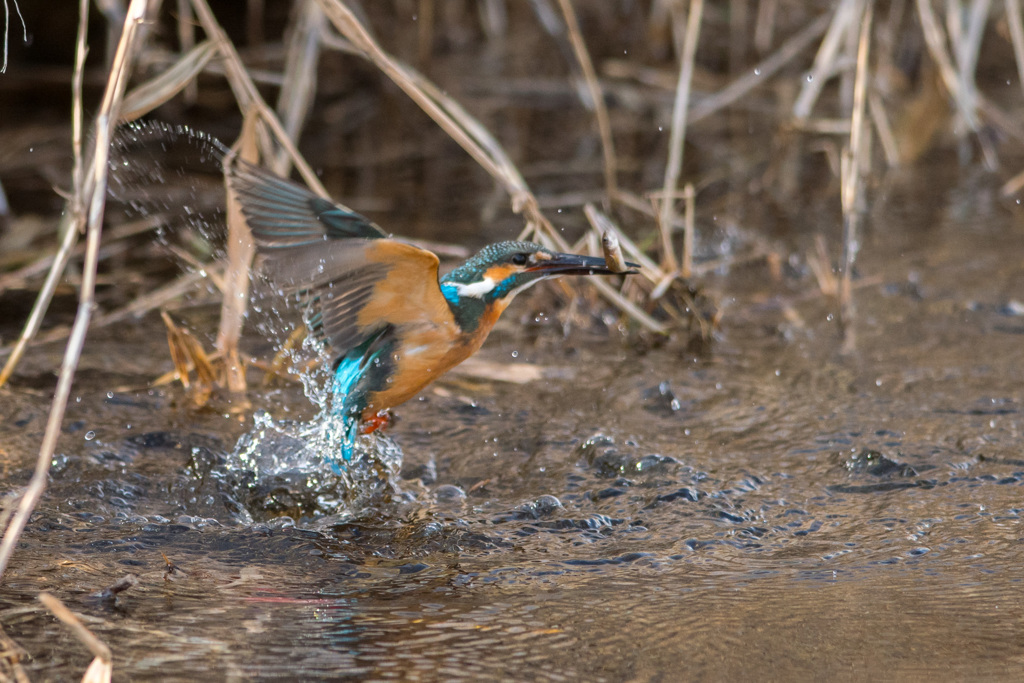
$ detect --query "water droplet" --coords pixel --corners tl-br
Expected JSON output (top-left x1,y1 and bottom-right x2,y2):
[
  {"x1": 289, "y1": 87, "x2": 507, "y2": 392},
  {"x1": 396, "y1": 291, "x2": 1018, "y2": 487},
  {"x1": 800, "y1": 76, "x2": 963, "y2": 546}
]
[
  {"x1": 106, "y1": 391, "x2": 114, "y2": 399},
  {"x1": 754, "y1": 68, "x2": 761, "y2": 76},
  {"x1": 806, "y1": 74, "x2": 814, "y2": 82},
  {"x1": 84, "y1": 431, "x2": 96, "y2": 441},
  {"x1": 511, "y1": 350, "x2": 519, "y2": 358},
  {"x1": 826, "y1": 313, "x2": 835, "y2": 321}
]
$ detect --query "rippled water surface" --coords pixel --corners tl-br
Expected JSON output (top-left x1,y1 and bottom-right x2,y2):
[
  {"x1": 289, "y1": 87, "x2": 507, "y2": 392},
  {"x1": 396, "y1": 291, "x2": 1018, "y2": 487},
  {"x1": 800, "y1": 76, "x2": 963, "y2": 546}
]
[{"x1": 2, "y1": 164, "x2": 1024, "y2": 680}]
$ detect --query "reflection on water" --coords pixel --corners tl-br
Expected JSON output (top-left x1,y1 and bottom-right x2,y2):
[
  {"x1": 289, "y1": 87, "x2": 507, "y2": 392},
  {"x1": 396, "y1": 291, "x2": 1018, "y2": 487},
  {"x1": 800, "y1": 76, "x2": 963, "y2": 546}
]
[{"x1": 2, "y1": 164, "x2": 1024, "y2": 680}]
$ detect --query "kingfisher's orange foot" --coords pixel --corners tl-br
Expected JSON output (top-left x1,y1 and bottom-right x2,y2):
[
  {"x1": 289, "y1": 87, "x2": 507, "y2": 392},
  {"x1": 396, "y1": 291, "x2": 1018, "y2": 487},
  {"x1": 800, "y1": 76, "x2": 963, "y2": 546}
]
[{"x1": 359, "y1": 410, "x2": 393, "y2": 435}]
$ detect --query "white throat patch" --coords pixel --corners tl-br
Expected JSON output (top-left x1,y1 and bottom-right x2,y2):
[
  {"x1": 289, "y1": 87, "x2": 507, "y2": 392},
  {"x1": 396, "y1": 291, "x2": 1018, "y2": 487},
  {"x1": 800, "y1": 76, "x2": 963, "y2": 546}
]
[{"x1": 453, "y1": 277, "x2": 496, "y2": 299}]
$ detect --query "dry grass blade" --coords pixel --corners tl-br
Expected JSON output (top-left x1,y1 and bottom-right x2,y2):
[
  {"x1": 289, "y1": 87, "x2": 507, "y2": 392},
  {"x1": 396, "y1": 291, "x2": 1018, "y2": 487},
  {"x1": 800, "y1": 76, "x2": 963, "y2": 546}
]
[
  {"x1": 38, "y1": 592, "x2": 113, "y2": 683},
  {"x1": 657, "y1": 0, "x2": 703, "y2": 274},
  {"x1": 119, "y1": 39, "x2": 218, "y2": 120},
  {"x1": 556, "y1": 0, "x2": 618, "y2": 201},
  {"x1": 0, "y1": 0, "x2": 150, "y2": 582}
]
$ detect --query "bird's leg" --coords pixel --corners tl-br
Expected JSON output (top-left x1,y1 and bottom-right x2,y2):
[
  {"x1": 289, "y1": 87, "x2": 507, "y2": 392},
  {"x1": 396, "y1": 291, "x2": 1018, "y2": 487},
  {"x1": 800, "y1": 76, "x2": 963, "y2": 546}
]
[{"x1": 359, "y1": 409, "x2": 393, "y2": 435}]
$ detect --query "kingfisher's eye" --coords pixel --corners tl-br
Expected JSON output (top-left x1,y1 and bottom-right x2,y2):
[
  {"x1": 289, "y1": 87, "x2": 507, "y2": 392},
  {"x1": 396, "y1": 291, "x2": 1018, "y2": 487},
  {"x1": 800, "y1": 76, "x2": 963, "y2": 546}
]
[{"x1": 511, "y1": 253, "x2": 528, "y2": 266}]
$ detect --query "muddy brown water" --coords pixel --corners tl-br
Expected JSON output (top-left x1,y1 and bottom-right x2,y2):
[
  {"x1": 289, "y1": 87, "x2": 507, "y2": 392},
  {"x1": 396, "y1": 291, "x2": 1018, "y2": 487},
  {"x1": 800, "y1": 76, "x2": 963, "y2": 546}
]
[{"x1": 2, "y1": 160, "x2": 1024, "y2": 681}]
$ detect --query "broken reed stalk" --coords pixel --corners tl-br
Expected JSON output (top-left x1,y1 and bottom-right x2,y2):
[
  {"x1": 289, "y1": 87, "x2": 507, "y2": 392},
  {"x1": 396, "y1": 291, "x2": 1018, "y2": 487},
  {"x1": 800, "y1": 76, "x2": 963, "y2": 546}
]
[
  {"x1": 658, "y1": 0, "x2": 703, "y2": 275},
  {"x1": 0, "y1": 0, "x2": 150, "y2": 583},
  {"x1": 556, "y1": 0, "x2": 618, "y2": 202},
  {"x1": 839, "y1": 0, "x2": 872, "y2": 354}
]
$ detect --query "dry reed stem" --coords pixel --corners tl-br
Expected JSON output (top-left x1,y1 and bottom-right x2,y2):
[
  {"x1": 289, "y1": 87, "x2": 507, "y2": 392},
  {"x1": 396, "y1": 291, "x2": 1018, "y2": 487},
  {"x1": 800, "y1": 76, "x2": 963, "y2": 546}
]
[
  {"x1": 793, "y1": 0, "x2": 858, "y2": 121},
  {"x1": 914, "y1": 0, "x2": 996, "y2": 167},
  {"x1": 868, "y1": 89, "x2": 900, "y2": 166},
  {"x1": 681, "y1": 182, "x2": 694, "y2": 279},
  {"x1": 557, "y1": 0, "x2": 618, "y2": 201},
  {"x1": 119, "y1": 40, "x2": 218, "y2": 121},
  {"x1": 1, "y1": 0, "x2": 26, "y2": 73},
  {"x1": 657, "y1": 0, "x2": 702, "y2": 275},
  {"x1": 217, "y1": 115, "x2": 259, "y2": 397},
  {"x1": 38, "y1": 592, "x2": 113, "y2": 683},
  {"x1": 0, "y1": 213, "x2": 80, "y2": 386},
  {"x1": 187, "y1": 0, "x2": 329, "y2": 196},
  {"x1": 0, "y1": 0, "x2": 150, "y2": 583},
  {"x1": 273, "y1": 0, "x2": 326, "y2": 172},
  {"x1": 176, "y1": 0, "x2": 199, "y2": 103},
  {"x1": 1006, "y1": 0, "x2": 1024, "y2": 100},
  {"x1": 839, "y1": 0, "x2": 872, "y2": 354},
  {"x1": 689, "y1": 12, "x2": 831, "y2": 125}
]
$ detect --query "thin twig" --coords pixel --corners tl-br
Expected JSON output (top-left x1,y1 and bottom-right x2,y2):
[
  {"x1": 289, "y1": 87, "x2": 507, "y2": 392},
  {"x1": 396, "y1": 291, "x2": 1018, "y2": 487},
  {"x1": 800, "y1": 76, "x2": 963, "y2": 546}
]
[{"x1": 658, "y1": 0, "x2": 703, "y2": 273}]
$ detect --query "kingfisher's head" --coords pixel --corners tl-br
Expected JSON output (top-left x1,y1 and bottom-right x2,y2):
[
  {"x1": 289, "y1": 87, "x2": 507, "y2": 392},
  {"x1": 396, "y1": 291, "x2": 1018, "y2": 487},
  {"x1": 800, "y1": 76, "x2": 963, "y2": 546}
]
[{"x1": 439, "y1": 240, "x2": 636, "y2": 332}]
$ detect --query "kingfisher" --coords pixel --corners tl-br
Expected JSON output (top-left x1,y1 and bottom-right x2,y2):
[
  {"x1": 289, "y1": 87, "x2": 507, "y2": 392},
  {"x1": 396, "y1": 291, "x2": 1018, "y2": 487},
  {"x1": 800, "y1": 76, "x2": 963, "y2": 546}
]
[{"x1": 226, "y1": 157, "x2": 637, "y2": 462}]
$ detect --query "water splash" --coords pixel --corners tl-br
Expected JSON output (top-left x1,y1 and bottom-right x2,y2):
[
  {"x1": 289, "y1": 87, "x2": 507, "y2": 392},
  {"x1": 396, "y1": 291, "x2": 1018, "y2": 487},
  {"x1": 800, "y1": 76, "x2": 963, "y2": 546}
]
[{"x1": 224, "y1": 410, "x2": 404, "y2": 523}]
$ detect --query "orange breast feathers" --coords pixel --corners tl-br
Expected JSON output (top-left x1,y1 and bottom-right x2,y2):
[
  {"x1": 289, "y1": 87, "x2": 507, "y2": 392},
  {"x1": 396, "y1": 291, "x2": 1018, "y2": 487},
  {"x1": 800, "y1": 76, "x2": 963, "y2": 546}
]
[{"x1": 354, "y1": 241, "x2": 508, "y2": 417}]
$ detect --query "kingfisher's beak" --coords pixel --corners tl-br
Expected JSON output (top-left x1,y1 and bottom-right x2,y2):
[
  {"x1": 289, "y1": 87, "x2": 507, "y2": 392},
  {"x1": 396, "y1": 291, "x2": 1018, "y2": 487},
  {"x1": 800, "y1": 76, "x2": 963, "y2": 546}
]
[{"x1": 527, "y1": 252, "x2": 639, "y2": 276}]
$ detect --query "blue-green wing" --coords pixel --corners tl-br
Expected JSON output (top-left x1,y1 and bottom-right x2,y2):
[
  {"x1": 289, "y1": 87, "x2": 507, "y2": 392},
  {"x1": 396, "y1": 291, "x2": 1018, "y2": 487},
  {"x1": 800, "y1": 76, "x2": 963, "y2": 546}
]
[{"x1": 227, "y1": 158, "x2": 386, "y2": 248}]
